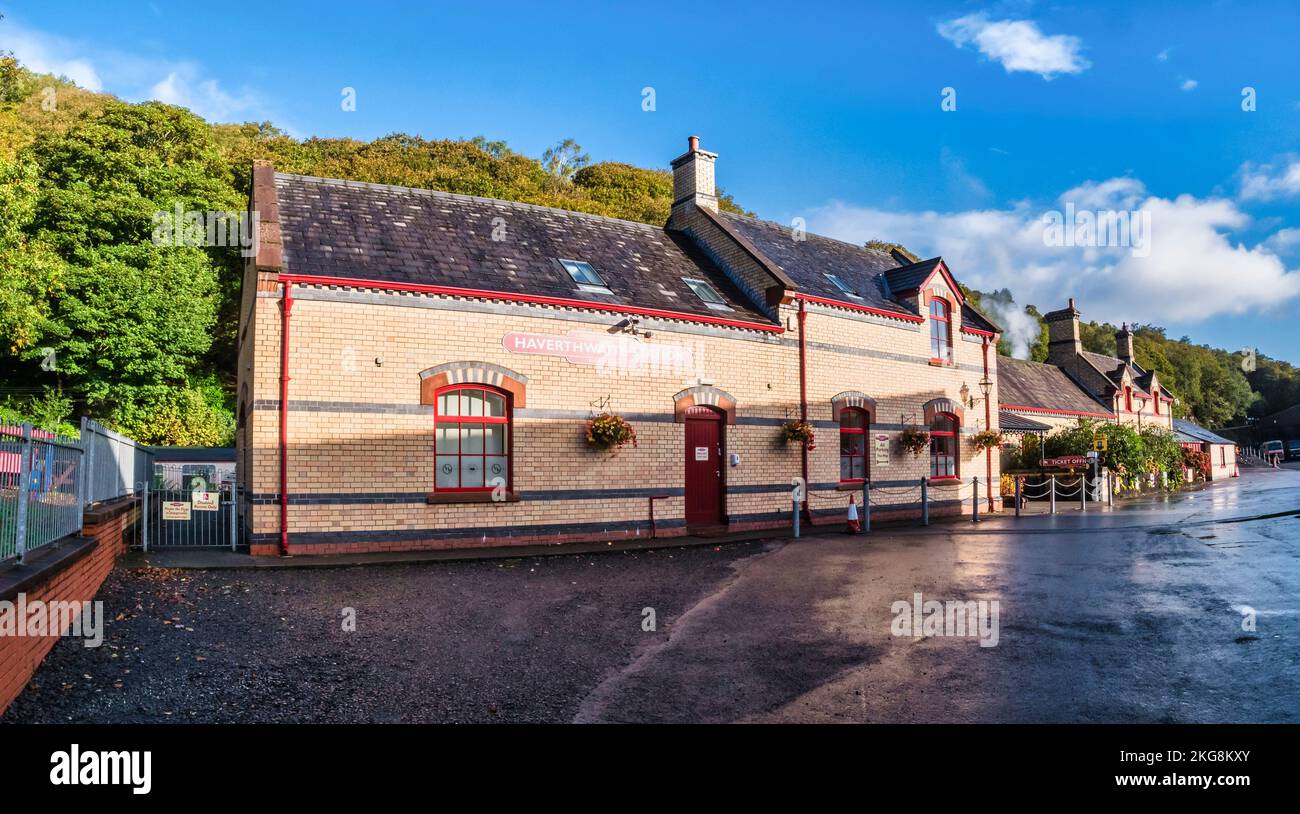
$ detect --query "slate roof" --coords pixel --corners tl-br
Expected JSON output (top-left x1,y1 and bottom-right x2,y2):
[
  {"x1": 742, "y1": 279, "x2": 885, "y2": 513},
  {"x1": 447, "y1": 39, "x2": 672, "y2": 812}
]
[
  {"x1": 1173, "y1": 419, "x2": 1234, "y2": 446},
  {"x1": 714, "y1": 212, "x2": 999, "y2": 332},
  {"x1": 274, "y1": 173, "x2": 773, "y2": 324},
  {"x1": 1080, "y1": 351, "x2": 1149, "y2": 393},
  {"x1": 998, "y1": 411, "x2": 1052, "y2": 432},
  {"x1": 997, "y1": 356, "x2": 1114, "y2": 416}
]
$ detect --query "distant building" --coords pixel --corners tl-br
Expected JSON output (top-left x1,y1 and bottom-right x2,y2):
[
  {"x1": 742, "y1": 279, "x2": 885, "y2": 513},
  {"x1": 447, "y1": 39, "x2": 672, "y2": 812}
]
[{"x1": 1173, "y1": 420, "x2": 1237, "y2": 480}]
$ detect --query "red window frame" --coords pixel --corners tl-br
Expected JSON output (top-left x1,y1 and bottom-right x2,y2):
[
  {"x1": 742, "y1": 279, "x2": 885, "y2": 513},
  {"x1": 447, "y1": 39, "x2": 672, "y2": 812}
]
[
  {"x1": 1153, "y1": 388, "x2": 1160, "y2": 415},
  {"x1": 838, "y1": 407, "x2": 870, "y2": 484},
  {"x1": 1124, "y1": 386, "x2": 1133, "y2": 412},
  {"x1": 433, "y1": 384, "x2": 512, "y2": 492},
  {"x1": 930, "y1": 413, "x2": 959, "y2": 480},
  {"x1": 929, "y1": 297, "x2": 952, "y2": 363}
]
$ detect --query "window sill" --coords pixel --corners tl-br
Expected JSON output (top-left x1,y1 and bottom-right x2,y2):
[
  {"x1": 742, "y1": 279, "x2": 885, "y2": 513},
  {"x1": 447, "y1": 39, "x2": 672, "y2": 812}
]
[
  {"x1": 928, "y1": 358, "x2": 952, "y2": 367},
  {"x1": 928, "y1": 476, "x2": 960, "y2": 482},
  {"x1": 836, "y1": 482, "x2": 868, "y2": 490},
  {"x1": 426, "y1": 491, "x2": 520, "y2": 505}
]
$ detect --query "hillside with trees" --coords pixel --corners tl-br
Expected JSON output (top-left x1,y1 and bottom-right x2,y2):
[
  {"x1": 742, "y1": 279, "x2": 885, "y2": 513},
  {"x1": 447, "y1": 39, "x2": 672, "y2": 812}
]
[{"x1": 2, "y1": 51, "x2": 1297, "y2": 443}]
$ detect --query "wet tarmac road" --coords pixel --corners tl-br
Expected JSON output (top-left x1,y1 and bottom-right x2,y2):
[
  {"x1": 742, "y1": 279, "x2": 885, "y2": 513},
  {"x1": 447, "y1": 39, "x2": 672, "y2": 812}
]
[{"x1": 6, "y1": 467, "x2": 1300, "y2": 723}]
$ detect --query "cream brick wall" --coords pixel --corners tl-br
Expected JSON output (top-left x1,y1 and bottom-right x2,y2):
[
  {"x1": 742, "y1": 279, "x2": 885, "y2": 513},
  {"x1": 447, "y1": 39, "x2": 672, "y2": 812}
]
[{"x1": 240, "y1": 280, "x2": 1003, "y2": 551}]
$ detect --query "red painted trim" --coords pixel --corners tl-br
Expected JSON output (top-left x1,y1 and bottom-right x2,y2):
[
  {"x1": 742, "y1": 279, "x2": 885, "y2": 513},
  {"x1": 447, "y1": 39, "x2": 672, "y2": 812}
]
[
  {"x1": 793, "y1": 292, "x2": 924, "y2": 323},
  {"x1": 278, "y1": 273, "x2": 784, "y2": 333},
  {"x1": 961, "y1": 327, "x2": 995, "y2": 337},
  {"x1": 279, "y1": 282, "x2": 294, "y2": 557},
  {"x1": 917, "y1": 260, "x2": 965, "y2": 306},
  {"x1": 1001, "y1": 404, "x2": 1115, "y2": 419},
  {"x1": 982, "y1": 337, "x2": 993, "y2": 511}
]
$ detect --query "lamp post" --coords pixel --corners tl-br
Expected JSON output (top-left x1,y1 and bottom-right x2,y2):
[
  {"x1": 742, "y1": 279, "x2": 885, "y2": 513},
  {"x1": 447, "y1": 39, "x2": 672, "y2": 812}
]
[{"x1": 960, "y1": 374, "x2": 996, "y2": 511}]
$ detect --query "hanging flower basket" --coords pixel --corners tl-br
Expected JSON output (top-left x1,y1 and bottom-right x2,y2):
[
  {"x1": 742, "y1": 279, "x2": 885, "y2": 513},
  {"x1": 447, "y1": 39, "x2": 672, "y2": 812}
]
[
  {"x1": 585, "y1": 412, "x2": 637, "y2": 452},
  {"x1": 898, "y1": 425, "x2": 930, "y2": 457},
  {"x1": 779, "y1": 419, "x2": 816, "y2": 450},
  {"x1": 970, "y1": 429, "x2": 1005, "y2": 452}
]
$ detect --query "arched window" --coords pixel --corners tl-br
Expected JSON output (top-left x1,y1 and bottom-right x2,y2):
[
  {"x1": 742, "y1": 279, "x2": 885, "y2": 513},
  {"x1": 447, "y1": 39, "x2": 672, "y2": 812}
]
[
  {"x1": 929, "y1": 297, "x2": 952, "y2": 363},
  {"x1": 930, "y1": 413, "x2": 959, "y2": 479},
  {"x1": 434, "y1": 384, "x2": 511, "y2": 491},
  {"x1": 839, "y1": 408, "x2": 869, "y2": 483},
  {"x1": 1153, "y1": 387, "x2": 1160, "y2": 415},
  {"x1": 1124, "y1": 386, "x2": 1133, "y2": 412}
]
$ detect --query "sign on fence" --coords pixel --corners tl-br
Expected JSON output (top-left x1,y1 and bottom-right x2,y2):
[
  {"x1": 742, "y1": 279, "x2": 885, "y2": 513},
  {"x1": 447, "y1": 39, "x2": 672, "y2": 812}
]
[
  {"x1": 192, "y1": 491, "x2": 219, "y2": 511},
  {"x1": 162, "y1": 501, "x2": 192, "y2": 521}
]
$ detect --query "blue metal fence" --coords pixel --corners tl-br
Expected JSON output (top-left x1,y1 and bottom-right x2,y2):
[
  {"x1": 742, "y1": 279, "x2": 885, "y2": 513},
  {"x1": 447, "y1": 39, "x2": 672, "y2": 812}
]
[{"x1": 1, "y1": 419, "x2": 152, "y2": 564}]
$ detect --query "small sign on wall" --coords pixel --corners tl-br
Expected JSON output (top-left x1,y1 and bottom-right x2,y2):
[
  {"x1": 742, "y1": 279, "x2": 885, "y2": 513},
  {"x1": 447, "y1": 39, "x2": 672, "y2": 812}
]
[
  {"x1": 695, "y1": 446, "x2": 709, "y2": 461},
  {"x1": 162, "y1": 501, "x2": 192, "y2": 521},
  {"x1": 192, "y1": 491, "x2": 219, "y2": 511},
  {"x1": 874, "y1": 434, "x2": 891, "y2": 466}
]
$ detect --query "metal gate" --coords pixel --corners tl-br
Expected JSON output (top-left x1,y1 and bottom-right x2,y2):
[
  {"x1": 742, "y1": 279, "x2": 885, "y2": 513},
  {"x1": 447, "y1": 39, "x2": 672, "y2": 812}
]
[{"x1": 141, "y1": 482, "x2": 239, "y2": 550}]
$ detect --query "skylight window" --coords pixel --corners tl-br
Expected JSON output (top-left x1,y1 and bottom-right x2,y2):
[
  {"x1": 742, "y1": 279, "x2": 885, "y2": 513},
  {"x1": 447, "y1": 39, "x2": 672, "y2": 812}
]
[
  {"x1": 559, "y1": 259, "x2": 611, "y2": 292},
  {"x1": 683, "y1": 277, "x2": 731, "y2": 310},
  {"x1": 825, "y1": 273, "x2": 862, "y2": 299}
]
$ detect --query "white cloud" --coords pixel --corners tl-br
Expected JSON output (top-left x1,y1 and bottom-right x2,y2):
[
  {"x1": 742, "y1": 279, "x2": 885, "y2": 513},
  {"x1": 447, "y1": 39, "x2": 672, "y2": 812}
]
[
  {"x1": 3, "y1": 25, "x2": 103, "y2": 91},
  {"x1": 1181, "y1": 78, "x2": 1198, "y2": 91},
  {"x1": 807, "y1": 180, "x2": 1300, "y2": 331},
  {"x1": 1238, "y1": 156, "x2": 1300, "y2": 202},
  {"x1": 1156, "y1": 48, "x2": 1171, "y2": 62},
  {"x1": 937, "y1": 14, "x2": 1090, "y2": 79},
  {"x1": 0, "y1": 19, "x2": 277, "y2": 123},
  {"x1": 149, "y1": 69, "x2": 263, "y2": 122}
]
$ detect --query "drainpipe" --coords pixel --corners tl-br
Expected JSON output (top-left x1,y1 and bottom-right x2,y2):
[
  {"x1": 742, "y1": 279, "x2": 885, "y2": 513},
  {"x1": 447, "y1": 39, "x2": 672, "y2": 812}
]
[
  {"x1": 279, "y1": 281, "x2": 293, "y2": 557},
  {"x1": 983, "y1": 337, "x2": 994, "y2": 511},
  {"x1": 797, "y1": 299, "x2": 809, "y2": 516}
]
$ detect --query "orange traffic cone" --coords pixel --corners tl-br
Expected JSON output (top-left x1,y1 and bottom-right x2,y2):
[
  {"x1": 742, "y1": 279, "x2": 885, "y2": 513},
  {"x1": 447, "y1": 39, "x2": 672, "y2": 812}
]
[{"x1": 846, "y1": 495, "x2": 861, "y2": 534}]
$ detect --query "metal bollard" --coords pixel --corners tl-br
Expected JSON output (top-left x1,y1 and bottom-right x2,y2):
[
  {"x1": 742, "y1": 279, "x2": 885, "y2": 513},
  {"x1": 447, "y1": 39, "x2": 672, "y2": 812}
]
[
  {"x1": 972, "y1": 476, "x2": 980, "y2": 523},
  {"x1": 1080, "y1": 475, "x2": 1086, "y2": 512},
  {"x1": 863, "y1": 481, "x2": 871, "y2": 533},
  {"x1": 1014, "y1": 476, "x2": 1022, "y2": 518},
  {"x1": 792, "y1": 496, "x2": 800, "y2": 539},
  {"x1": 1107, "y1": 470, "x2": 1113, "y2": 507},
  {"x1": 142, "y1": 485, "x2": 150, "y2": 553},
  {"x1": 1049, "y1": 476, "x2": 1057, "y2": 515},
  {"x1": 228, "y1": 484, "x2": 238, "y2": 552},
  {"x1": 921, "y1": 477, "x2": 929, "y2": 526}
]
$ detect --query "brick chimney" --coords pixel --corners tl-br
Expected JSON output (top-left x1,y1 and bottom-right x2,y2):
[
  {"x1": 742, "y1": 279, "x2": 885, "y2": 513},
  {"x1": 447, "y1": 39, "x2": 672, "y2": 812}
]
[
  {"x1": 1044, "y1": 297, "x2": 1082, "y2": 366},
  {"x1": 670, "y1": 135, "x2": 718, "y2": 213},
  {"x1": 1115, "y1": 322, "x2": 1134, "y2": 365}
]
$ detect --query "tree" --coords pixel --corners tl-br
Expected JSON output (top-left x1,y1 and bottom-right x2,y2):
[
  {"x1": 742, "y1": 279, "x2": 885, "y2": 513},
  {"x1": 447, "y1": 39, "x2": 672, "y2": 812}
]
[{"x1": 540, "y1": 138, "x2": 590, "y2": 182}]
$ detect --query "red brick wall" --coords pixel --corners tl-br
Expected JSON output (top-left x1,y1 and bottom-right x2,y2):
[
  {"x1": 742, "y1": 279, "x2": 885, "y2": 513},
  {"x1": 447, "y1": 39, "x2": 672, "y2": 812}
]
[{"x1": 0, "y1": 501, "x2": 134, "y2": 715}]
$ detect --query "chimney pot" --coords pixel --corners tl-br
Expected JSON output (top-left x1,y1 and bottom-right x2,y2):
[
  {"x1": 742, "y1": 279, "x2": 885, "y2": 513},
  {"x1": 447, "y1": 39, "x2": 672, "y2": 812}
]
[{"x1": 670, "y1": 134, "x2": 718, "y2": 216}]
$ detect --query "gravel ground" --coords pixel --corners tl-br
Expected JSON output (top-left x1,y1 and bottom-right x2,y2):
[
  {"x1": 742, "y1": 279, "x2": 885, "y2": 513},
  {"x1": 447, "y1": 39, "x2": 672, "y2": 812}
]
[{"x1": 2, "y1": 542, "x2": 767, "y2": 723}]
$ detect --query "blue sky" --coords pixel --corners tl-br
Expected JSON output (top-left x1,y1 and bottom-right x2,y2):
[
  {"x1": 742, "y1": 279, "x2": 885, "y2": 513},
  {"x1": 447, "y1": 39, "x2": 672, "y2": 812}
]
[{"x1": 4, "y1": 1, "x2": 1300, "y2": 362}]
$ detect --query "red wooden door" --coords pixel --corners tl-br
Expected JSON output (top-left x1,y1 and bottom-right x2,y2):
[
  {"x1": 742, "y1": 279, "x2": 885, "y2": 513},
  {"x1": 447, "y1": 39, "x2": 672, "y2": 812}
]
[{"x1": 684, "y1": 407, "x2": 724, "y2": 525}]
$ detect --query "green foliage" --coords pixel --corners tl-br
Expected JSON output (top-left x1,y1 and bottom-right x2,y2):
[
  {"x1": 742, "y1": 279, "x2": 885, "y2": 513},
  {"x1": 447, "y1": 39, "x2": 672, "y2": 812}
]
[
  {"x1": 108, "y1": 385, "x2": 233, "y2": 447},
  {"x1": 1036, "y1": 419, "x2": 1184, "y2": 491},
  {"x1": 0, "y1": 389, "x2": 78, "y2": 437},
  {"x1": 865, "y1": 240, "x2": 916, "y2": 261},
  {"x1": 541, "y1": 138, "x2": 590, "y2": 181}
]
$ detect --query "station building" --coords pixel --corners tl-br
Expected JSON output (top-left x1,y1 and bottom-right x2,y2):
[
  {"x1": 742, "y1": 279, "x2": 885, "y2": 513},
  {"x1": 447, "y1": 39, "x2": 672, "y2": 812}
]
[{"x1": 236, "y1": 137, "x2": 1002, "y2": 556}]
